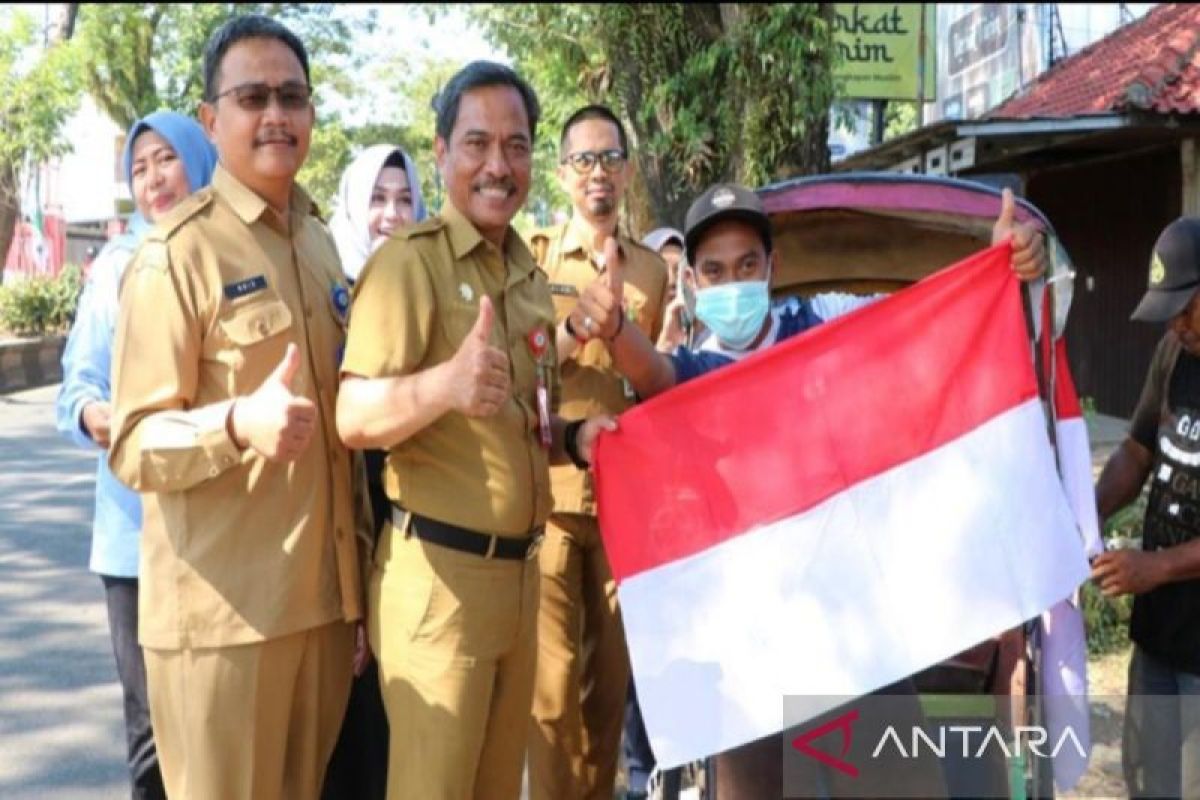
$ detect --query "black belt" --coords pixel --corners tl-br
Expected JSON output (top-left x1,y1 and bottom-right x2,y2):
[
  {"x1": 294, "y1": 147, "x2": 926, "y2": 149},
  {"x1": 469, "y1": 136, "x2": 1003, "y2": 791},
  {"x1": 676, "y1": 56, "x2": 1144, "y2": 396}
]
[{"x1": 391, "y1": 504, "x2": 542, "y2": 561}]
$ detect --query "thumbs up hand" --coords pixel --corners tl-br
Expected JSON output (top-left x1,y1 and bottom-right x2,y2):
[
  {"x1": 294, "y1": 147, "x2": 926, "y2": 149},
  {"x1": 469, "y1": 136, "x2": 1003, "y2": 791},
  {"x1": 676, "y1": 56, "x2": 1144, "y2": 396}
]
[
  {"x1": 445, "y1": 296, "x2": 511, "y2": 417},
  {"x1": 571, "y1": 236, "x2": 627, "y2": 341},
  {"x1": 229, "y1": 342, "x2": 319, "y2": 461},
  {"x1": 992, "y1": 188, "x2": 1046, "y2": 282}
]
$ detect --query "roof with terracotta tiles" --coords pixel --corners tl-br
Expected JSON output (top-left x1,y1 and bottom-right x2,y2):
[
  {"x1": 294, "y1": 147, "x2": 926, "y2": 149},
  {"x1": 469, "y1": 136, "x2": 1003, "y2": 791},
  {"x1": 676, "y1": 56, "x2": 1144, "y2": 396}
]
[{"x1": 989, "y1": 3, "x2": 1200, "y2": 119}]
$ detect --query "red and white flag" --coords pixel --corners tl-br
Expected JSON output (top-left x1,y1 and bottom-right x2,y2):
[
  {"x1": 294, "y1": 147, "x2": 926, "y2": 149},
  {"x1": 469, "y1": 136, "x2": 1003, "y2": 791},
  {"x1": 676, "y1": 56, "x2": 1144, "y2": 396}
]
[{"x1": 594, "y1": 244, "x2": 1091, "y2": 768}]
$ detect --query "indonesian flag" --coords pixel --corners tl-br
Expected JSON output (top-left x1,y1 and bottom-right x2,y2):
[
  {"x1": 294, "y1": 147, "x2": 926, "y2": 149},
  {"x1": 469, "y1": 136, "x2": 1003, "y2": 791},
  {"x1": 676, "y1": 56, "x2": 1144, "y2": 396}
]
[
  {"x1": 593, "y1": 244, "x2": 1091, "y2": 768},
  {"x1": 1039, "y1": 331, "x2": 1103, "y2": 790}
]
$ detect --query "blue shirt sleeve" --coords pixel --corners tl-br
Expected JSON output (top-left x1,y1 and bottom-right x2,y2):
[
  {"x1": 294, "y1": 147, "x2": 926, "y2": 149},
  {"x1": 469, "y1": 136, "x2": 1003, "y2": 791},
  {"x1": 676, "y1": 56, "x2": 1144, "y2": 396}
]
[
  {"x1": 56, "y1": 244, "x2": 130, "y2": 450},
  {"x1": 668, "y1": 346, "x2": 735, "y2": 385}
]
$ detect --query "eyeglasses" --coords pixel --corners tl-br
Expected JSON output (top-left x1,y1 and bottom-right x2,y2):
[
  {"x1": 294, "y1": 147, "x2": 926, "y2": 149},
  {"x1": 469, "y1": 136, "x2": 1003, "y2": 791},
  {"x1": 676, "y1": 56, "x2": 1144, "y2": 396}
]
[
  {"x1": 210, "y1": 81, "x2": 312, "y2": 111},
  {"x1": 560, "y1": 149, "x2": 627, "y2": 175}
]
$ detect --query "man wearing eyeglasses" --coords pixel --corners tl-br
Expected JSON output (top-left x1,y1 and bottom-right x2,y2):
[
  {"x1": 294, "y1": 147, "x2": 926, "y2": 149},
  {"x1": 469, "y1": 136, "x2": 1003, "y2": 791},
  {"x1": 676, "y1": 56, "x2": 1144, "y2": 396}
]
[
  {"x1": 109, "y1": 15, "x2": 362, "y2": 800},
  {"x1": 527, "y1": 105, "x2": 668, "y2": 800}
]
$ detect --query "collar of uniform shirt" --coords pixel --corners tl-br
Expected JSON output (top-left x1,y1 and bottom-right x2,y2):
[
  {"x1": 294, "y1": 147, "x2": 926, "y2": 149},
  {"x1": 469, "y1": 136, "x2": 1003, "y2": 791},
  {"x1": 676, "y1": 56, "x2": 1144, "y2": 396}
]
[
  {"x1": 212, "y1": 165, "x2": 314, "y2": 236},
  {"x1": 442, "y1": 200, "x2": 538, "y2": 288},
  {"x1": 561, "y1": 213, "x2": 623, "y2": 268}
]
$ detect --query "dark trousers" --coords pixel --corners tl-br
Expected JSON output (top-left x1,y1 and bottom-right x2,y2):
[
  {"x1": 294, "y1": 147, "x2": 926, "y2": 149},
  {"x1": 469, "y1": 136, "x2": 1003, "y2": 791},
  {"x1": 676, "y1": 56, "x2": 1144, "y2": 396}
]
[
  {"x1": 100, "y1": 575, "x2": 166, "y2": 800},
  {"x1": 321, "y1": 448, "x2": 390, "y2": 800},
  {"x1": 321, "y1": 659, "x2": 389, "y2": 800}
]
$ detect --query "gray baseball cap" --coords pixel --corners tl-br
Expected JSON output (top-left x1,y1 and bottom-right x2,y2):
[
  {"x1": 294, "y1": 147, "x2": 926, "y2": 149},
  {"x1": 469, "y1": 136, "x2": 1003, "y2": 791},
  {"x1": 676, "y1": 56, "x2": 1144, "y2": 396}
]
[
  {"x1": 641, "y1": 226, "x2": 684, "y2": 253},
  {"x1": 683, "y1": 183, "x2": 772, "y2": 264},
  {"x1": 1131, "y1": 217, "x2": 1200, "y2": 322}
]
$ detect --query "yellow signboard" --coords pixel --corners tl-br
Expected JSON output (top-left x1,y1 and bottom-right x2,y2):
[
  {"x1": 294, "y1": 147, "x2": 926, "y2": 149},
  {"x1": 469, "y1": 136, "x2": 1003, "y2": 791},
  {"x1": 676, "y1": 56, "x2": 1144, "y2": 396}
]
[{"x1": 833, "y1": 3, "x2": 937, "y2": 101}]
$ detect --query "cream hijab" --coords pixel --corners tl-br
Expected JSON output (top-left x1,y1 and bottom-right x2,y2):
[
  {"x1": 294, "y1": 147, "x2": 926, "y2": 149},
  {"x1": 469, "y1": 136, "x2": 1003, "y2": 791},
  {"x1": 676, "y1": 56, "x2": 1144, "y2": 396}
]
[{"x1": 329, "y1": 144, "x2": 427, "y2": 281}]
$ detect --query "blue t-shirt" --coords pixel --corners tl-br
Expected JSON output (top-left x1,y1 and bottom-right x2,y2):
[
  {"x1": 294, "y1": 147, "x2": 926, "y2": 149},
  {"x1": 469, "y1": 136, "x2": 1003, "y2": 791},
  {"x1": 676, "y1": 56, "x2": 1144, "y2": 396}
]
[{"x1": 670, "y1": 293, "x2": 879, "y2": 384}]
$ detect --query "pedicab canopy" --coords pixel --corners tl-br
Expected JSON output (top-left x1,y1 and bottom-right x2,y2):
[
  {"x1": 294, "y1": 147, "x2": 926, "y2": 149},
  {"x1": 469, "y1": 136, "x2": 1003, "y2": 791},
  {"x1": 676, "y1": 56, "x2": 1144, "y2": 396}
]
[{"x1": 757, "y1": 172, "x2": 1051, "y2": 296}]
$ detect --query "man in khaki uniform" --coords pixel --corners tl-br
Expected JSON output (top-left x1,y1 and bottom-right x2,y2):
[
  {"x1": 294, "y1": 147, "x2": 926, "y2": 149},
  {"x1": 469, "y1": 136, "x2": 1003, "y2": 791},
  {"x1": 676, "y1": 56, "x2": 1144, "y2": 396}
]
[
  {"x1": 336, "y1": 62, "x2": 613, "y2": 800},
  {"x1": 526, "y1": 105, "x2": 668, "y2": 800},
  {"x1": 109, "y1": 15, "x2": 361, "y2": 800}
]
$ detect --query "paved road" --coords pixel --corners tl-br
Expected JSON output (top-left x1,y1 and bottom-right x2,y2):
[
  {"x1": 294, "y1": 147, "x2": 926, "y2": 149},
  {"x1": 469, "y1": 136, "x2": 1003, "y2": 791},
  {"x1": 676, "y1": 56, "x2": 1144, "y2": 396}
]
[{"x1": 0, "y1": 384, "x2": 127, "y2": 798}]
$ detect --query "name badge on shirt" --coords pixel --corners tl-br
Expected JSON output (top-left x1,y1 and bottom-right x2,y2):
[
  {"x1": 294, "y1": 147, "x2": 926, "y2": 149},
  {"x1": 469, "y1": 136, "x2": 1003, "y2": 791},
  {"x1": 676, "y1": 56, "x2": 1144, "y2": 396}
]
[
  {"x1": 223, "y1": 274, "x2": 268, "y2": 300},
  {"x1": 549, "y1": 283, "x2": 579, "y2": 297}
]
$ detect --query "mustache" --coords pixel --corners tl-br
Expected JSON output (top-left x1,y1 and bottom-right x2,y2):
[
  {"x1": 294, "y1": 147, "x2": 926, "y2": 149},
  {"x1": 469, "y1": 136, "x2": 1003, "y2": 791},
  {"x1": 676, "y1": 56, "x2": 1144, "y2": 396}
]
[
  {"x1": 473, "y1": 179, "x2": 515, "y2": 193},
  {"x1": 254, "y1": 133, "x2": 298, "y2": 147}
]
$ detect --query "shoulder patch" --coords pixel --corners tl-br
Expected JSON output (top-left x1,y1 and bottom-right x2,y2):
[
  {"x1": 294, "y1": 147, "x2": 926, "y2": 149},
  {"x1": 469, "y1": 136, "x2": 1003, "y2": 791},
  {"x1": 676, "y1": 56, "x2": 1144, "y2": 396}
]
[
  {"x1": 146, "y1": 188, "x2": 216, "y2": 240},
  {"x1": 399, "y1": 217, "x2": 446, "y2": 240}
]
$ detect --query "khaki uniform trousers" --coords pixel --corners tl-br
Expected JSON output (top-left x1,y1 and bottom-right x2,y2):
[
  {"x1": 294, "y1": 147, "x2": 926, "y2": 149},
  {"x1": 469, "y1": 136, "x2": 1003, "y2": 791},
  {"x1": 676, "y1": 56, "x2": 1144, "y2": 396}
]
[
  {"x1": 370, "y1": 520, "x2": 540, "y2": 800},
  {"x1": 144, "y1": 620, "x2": 355, "y2": 800},
  {"x1": 529, "y1": 513, "x2": 631, "y2": 800}
]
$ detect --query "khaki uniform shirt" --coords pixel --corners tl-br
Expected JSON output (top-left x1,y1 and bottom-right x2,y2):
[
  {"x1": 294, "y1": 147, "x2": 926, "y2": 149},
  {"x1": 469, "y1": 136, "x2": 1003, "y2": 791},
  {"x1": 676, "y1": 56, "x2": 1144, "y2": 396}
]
[
  {"x1": 528, "y1": 219, "x2": 668, "y2": 515},
  {"x1": 109, "y1": 165, "x2": 362, "y2": 650},
  {"x1": 341, "y1": 202, "x2": 559, "y2": 537}
]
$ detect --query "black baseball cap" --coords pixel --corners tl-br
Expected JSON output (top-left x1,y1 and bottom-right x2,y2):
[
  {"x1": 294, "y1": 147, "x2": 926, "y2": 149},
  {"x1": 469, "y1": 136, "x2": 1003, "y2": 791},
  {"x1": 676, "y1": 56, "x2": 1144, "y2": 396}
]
[
  {"x1": 683, "y1": 183, "x2": 773, "y2": 264},
  {"x1": 1131, "y1": 217, "x2": 1200, "y2": 322}
]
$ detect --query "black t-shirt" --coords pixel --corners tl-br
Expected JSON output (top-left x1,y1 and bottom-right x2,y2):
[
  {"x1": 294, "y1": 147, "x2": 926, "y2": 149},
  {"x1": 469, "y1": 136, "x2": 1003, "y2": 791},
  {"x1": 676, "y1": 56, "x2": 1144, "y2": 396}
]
[{"x1": 1128, "y1": 332, "x2": 1200, "y2": 674}]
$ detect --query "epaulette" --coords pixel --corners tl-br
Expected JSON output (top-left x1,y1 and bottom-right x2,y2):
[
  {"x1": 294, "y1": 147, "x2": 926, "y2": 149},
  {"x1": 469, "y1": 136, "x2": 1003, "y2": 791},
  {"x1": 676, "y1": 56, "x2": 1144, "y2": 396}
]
[
  {"x1": 399, "y1": 217, "x2": 446, "y2": 239},
  {"x1": 623, "y1": 237, "x2": 660, "y2": 260},
  {"x1": 145, "y1": 187, "x2": 215, "y2": 241},
  {"x1": 527, "y1": 223, "x2": 565, "y2": 267}
]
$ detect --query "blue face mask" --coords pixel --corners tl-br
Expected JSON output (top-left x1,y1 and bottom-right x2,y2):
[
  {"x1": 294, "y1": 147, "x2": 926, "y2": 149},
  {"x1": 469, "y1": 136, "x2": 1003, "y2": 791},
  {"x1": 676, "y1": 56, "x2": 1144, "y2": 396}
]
[{"x1": 694, "y1": 280, "x2": 770, "y2": 350}]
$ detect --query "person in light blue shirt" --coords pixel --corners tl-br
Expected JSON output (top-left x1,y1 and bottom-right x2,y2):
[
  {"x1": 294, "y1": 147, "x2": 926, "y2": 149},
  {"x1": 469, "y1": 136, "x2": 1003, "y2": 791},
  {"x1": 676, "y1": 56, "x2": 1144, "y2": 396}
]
[{"x1": 56, "y1": 110, "x2": 215, "y2": 800}]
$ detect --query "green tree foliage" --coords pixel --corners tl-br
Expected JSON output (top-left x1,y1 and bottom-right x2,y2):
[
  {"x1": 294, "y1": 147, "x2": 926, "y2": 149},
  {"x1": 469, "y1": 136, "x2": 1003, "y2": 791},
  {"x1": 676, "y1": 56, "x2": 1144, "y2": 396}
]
[
  {"x1": 75, "y1": 4, "x2": 375, "y2": 210},
  {"x1": 884, "y1": 101, "x2": 919, "y2": 142},
  {"x1": 0, "y1": 9, "x2": 82, "y2": 280},
  {"x1": 463, "y1": 3, "x2": 839, "y2": 229}
]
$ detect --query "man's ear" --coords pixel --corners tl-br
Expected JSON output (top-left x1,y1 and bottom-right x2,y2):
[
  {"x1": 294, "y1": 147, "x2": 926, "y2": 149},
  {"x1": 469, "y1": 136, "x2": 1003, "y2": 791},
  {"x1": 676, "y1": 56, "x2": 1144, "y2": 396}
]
[
  {"x1": 434, "y1": 136, "x2": 447, "y2": 173},
  {"x1": 199, "y1": 102, "x2": 217, "y2": 141}
]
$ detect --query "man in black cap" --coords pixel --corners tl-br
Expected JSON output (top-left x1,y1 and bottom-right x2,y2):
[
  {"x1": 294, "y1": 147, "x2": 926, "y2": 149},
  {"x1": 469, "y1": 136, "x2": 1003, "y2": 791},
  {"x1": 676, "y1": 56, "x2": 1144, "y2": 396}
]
[
  {"x1": 576, "y1": 180, "x2": 1045, "y2": 797},
  {"x1": 1092, "y1": 216, "x2": 1200, "y2": 799}
]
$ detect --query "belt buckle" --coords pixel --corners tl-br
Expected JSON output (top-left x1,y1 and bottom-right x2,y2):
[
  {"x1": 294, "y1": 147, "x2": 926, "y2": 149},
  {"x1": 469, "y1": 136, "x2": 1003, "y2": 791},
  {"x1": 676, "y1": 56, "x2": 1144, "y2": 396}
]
[
  {"x1": 525, "y1": 531, "x2": 544, "y2": 561},
  {"x1": 484, "y1": 534, "x2": 498, "y2": 559}
]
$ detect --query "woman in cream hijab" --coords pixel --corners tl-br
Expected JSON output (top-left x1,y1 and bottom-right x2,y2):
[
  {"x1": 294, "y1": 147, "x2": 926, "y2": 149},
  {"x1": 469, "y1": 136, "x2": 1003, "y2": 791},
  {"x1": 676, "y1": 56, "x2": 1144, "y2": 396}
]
[
  {"x1": 329, "y1": 143, "x2": 427, "y2": 282},
  {"x1": 323, "y1": 143, "x2": 425, "y2": 800}
]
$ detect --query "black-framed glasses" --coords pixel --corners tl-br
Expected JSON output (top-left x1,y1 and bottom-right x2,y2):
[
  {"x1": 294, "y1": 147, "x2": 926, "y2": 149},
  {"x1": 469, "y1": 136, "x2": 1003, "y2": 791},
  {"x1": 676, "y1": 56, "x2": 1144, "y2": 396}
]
[
  {"x1": 560, "y1": 149, "x2": 627, "y2": 175},
  {"x1": 210, "y1": 81, "x2": 312, "y2": 111}
]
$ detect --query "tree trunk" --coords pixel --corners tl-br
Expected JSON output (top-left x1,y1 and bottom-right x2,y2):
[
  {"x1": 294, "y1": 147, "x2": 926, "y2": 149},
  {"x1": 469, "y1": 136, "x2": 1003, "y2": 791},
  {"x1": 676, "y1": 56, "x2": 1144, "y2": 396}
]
[
  {"x1": 0, "y1": 162, "x2": 20, "y2": 283},
  {"x1": 51, "y1": 4, "x2": 79, "y2": 42}
]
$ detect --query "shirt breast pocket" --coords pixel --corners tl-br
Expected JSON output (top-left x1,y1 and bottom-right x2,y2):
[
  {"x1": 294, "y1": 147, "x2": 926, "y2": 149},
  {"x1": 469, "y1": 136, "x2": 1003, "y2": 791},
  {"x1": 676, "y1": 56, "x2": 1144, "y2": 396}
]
[{"x1": 215, "y1": 299, "x2": 294, "y2": 389}]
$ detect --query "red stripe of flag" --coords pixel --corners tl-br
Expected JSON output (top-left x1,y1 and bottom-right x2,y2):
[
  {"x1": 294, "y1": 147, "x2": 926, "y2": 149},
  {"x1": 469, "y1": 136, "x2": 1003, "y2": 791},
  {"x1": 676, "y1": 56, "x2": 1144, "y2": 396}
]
[{"x1": 594, "y1": 243, "x2": 1036, "y2": 582}]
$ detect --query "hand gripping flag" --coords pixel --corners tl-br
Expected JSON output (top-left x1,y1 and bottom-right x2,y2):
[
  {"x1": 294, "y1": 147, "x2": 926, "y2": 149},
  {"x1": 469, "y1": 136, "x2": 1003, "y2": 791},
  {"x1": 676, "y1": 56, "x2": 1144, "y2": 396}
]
[{"x1": 593, "y1": 244, "x2": 1091, "y2": 768}]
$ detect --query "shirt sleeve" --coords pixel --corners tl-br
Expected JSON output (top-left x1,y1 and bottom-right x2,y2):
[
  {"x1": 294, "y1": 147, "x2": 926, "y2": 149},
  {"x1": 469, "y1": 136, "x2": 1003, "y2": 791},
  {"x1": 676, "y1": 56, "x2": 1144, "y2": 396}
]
[
  {"x1": 56, "y1": 245, "x2": 128, "y2": 450},
  {"x1": 341, "y1": 241, "x2": 436, "y2": 379},
  {"x1": 808, "y1": 291, "x2": 884, "y2": 322},
  {"x1": 108, "y1": 240, "x2": 243, "y2": 493},
  {"x1": 668, "y1": 346, "x2": 735, "y2": 385},
  {"x1": 1129, "y1": 334, "x2": 1174, "y2": 450}
]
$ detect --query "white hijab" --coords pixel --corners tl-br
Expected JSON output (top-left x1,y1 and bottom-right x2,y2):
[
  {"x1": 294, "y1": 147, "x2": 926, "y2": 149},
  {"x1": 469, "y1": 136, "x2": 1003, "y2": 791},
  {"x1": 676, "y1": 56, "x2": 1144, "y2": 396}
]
[{"x1": 329, "y1": 144, "x2": 427, "y2": 281}]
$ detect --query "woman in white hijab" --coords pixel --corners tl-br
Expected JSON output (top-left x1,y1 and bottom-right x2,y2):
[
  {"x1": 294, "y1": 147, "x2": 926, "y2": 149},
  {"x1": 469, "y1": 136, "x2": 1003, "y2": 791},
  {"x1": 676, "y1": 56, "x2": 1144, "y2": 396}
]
[
  {"x1": 329, "y1": 144, "x2": 428, "y2": 282},
  {"x1": 323, "y1": 144, "x2": 425, "y2": 800}
]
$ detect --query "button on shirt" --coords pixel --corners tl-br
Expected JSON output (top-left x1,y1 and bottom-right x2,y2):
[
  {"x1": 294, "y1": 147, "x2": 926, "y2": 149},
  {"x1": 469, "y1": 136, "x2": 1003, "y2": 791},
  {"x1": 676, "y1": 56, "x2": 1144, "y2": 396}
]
[
  {"x1": 529, "y1": 219, "x2": 667, "y2": 515},
  {"x1": 109, "y1": 165, "x2": 361, "y2": 649},
  {"x1": 341, "y1": 201, "x2": 559, "y2": 537}
]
